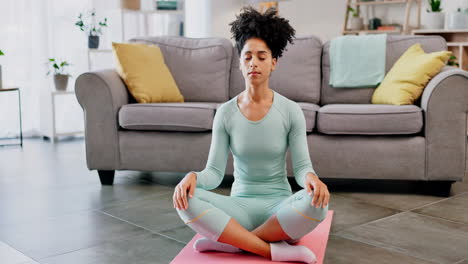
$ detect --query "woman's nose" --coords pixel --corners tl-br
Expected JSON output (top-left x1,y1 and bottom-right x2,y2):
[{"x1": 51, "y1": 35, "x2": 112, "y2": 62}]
[{"x1": 249, "y1": 57, "x2": 258, "y2": 67}]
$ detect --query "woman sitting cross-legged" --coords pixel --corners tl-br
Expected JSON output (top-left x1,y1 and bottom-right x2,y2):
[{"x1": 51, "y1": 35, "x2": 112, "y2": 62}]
[{"x1": 173, "y1": 6, "x2": 330, "y2": 264}]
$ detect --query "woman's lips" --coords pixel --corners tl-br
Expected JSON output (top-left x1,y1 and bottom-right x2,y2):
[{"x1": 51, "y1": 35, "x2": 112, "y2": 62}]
[{"x1": 249, "y1": 72, "x2": 260, "y2": 76}]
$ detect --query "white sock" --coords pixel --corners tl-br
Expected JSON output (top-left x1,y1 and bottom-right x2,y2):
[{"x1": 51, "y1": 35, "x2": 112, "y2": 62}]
[
  {"x1": 193, "y1": 237, "x2": 242, "y2": 253},
  {"x1": 270, "y1": 240, "x2": 317, "y2": 264}
]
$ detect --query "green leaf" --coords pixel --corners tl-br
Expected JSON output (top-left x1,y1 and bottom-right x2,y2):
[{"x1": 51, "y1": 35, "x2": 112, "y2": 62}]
[
  {"x1": 49, "y1": 58, "x2": 55, "y2": 61},
  {"x1": 53, "y1": 63, "x2": 59, "y2": 70},
  {"x1": 0, "y1": 50, "x2": 4, "y2": 56},
  {"x1": 428, "y1": 0, "x2": 443, "y2": 12}
]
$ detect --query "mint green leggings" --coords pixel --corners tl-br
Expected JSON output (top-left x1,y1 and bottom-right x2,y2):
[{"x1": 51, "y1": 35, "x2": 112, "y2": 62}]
[{"x1": 176, "y1": 187, "x2": 329, "y2": 242}]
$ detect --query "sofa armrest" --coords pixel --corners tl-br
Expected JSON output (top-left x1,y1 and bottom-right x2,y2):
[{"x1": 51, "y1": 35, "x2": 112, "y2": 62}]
[
  {"x1": 75, "y1": 69, "x2": 130, "y2": 170},
  {"x1": 420, "y1": 66, "x2": 468, "y2": 181}
]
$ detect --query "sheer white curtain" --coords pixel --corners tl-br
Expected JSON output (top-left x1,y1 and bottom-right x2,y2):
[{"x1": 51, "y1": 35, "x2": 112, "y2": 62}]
[
  {"x1": 0, "y1": 0, "x2": 184, "y2": 139},
  {"x1": 0, "y1": 0, "x2": 92, "y2": 139}
]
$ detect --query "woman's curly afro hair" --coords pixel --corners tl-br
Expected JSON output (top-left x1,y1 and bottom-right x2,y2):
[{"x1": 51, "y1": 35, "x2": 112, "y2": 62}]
[{"x1": 229, "y1": 6, "x2": 296, "y2": 60}]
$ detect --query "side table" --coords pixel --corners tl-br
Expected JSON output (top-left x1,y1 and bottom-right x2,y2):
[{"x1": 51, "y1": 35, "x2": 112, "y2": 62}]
[
  {"x1": 0, "y1": 88, "x2": 23, "y2": 148},
  {"x1": 40, "y1": 90, "x2": 84, "y2": 143}
]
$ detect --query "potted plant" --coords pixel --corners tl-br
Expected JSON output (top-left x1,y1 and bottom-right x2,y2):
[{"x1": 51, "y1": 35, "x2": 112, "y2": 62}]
[
  {"x1": 75, "y1": 10, "x2": 108, "y2": 49},
  {"x1": 426, "y1": 0, "x2": 444, "y2": 29},
  {"x1": 348, "y1": 7, "x2": 363, "y2": 30},
  {"x1": 46, "y1": 58, "x2": 72, "y2": 91},
  {"x1": 0, "y1": 49, "x2": 3, "y2": 89}
]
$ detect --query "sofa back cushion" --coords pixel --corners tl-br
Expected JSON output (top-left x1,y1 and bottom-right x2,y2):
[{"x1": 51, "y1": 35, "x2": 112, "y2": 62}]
[
  {"x1": 229, "y1": 35, "x2": 322, "y2": 103},
  {"x1": 129, "y1": 36, "x2": 233, "y2": 102},
  {"x1": 321, "y1": 35, "x2": 447, "y2": 105}
]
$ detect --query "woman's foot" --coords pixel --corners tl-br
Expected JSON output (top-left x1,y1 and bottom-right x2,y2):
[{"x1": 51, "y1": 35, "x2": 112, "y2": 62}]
[
  {"x1": 270, "y1": 240, "x2": 317, "y2": 263},
  {"x1": 193, "y1": 237, "x2": 242, "y2": 253}
]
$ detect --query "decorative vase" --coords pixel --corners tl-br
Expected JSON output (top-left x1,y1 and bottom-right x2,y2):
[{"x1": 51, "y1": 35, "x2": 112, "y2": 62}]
[
  {"x1": 53, "y1": 74, "x2": 69, "y2": 91},
  {"x1": 446, "y1": 11, "x2": 467, "y2": 29},
  {"x1": 349, "y1": 17, "x2": 363, "y2": 31},
  {"x1": 88, "y1": 35, "x2": 100, "y2": 49},
  {"x1": 425, "y1": 12, "x2": 445, "y2": 29}
]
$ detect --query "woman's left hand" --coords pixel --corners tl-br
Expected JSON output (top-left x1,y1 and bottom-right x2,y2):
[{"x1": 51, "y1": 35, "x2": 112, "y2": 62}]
[{"x1": 304, "y1": 173, "x2": 330, "y2": 209}]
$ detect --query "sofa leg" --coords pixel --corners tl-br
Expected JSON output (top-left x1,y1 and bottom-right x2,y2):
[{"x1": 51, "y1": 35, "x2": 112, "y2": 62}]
[
  {"x1": 422, "y1": 180, "x2": 454, "y2": 197},
  {"x1": 98, "y1": 170, "x2": 115, "y2": 185}
]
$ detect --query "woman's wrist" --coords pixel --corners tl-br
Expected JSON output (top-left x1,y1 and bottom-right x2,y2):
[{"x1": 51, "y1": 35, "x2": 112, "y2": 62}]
[
  {"x1": 188, "y1": 171, "x2": 197, "y2": 180},
  {"x1": 306, "y1": 172, "x2": 318, "y2": 181}
]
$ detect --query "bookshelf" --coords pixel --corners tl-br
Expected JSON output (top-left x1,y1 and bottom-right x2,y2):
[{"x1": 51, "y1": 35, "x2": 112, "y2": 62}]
[
  {"x1": 343, "y1": 0, "x2": 422, "y2": 35},
  {"x1": 412, "y1": 29, "x2": 468, "y2": 71}
]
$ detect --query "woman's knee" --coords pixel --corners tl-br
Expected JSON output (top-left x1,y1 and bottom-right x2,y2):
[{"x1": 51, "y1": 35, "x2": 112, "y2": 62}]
[
  {"x1": 175, "y1": 189, "x2": 206, "y2": 219},
  {"x1": 174, "y1": 192, "x2": 232, "y2": 241},
  {"x1": 174, "y1": 188, "x2": 224, "y2": 221},
  {"x1": 297, "y1": 189, "x2": 329, "y2": 222}
]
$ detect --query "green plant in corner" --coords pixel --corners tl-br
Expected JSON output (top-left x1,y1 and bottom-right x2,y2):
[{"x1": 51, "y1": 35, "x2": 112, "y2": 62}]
[
  {"x1": 427, "y1": 0, "x2": 442, "y2": 12},
  {"x1": 0, "y1": 50, "x2": 4, "y2": 56},
  {"x1": 348, "y1": 7, "x2": 360, "y2": 17},
  {"x1": 46, "y1": 58, "x2": 72, "y2": 77},
  {"x1": 447, "y1": 55, "x2": 459, "y2": 67}
]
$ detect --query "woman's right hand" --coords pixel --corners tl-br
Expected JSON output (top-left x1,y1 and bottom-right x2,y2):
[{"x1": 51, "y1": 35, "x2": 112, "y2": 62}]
[{"x1": 173, "y1": 172, "x2": 197, "y2": 210}]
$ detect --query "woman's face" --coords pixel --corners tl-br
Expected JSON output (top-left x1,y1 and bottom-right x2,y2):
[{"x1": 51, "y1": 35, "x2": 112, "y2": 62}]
[{"x1": 239, "y1": 37, "x2": 277, "y2": 86}]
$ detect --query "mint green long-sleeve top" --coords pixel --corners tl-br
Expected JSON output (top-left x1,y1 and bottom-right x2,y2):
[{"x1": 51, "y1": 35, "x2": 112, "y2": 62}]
[{"x1": 193, "y1": 90, "x2": 317, "y2": 198}]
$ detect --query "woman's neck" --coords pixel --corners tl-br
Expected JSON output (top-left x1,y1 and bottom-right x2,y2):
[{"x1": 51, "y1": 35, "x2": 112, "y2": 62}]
[{"x1": 242, "y1": 82, "x2": 272, "y2": 104}]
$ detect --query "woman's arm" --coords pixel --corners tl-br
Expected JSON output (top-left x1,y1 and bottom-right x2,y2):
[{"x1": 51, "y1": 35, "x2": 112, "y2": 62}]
[
  {"x1": 191, "y1": 105, "x2": 230, "y2": 190},
  {"x1": 288, "y1": 103, "x2": 318, "y2": 189}
]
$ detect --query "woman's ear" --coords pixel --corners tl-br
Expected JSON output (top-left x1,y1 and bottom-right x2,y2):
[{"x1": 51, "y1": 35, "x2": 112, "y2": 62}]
[{"x1": 271, "y1": 57, "x2": 277, "y2": 71}]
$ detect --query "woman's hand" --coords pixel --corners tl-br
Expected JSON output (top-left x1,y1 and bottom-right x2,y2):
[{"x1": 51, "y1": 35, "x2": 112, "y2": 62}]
[
  {"x1": 173, "y1": 172, "x2": 197, "y2": 210},
  {"x1": 304, "y1": 173, "x2": 330, "y2": 209}
]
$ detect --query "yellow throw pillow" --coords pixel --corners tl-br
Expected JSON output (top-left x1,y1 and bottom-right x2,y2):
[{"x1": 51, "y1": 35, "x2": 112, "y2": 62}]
[
  {"x1": 371, "y1": 43, "x2": 451, "y2": 105},
  {"x1": 112, "y1": 42, "x2": 184, "y2": 103}
]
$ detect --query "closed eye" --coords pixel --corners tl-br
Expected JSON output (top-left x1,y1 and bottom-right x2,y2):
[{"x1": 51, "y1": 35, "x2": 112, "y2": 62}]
[{"x1": 245, "y1": 58, "x2": 266, "y2": 61}]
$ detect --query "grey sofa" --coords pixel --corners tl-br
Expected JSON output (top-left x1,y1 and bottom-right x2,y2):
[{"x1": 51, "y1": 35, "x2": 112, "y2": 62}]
[{"x1": 75, "y1": 34, "x2": 468, "y2": 195}]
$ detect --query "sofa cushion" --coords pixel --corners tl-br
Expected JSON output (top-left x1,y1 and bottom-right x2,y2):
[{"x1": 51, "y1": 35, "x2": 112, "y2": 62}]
[
  {"x1": 317, "y1": 104, "x2": 423, "y2": 135},
  {"x1": 321, "y1": 35, "x2": 447, "y2": 105},
  {"x1": 371, "y1": 43, "x2": 451, "y2": 105},
  {"x1": 111, "y1": 42, "x2": 185, "y2": 103},
  {"x1": 229, "y1": 35, "x2": 322, "y2": 103},
  {"x1": 129, "y1": 36, "x2": 232, "y2": 102},
  {"x1": 118, "y1": 102, "x2": 218, "y2": 132},
  {"x1": 297, "y1": 102, "x2": 320, "y2": 132}
]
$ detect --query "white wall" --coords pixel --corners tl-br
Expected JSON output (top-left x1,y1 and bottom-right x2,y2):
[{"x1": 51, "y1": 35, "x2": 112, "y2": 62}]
[
  {"x1": 185, "y1": 0, "x2": 468, "y2": 43},
  {"x1": 185, "y1": 0, "x2": 213, "y2": 37}
]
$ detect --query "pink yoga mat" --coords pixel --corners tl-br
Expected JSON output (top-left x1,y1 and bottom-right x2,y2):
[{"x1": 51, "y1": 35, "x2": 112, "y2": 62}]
[{"x1": 171, "y1": 210, "x2": 334, "y2": 264}]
